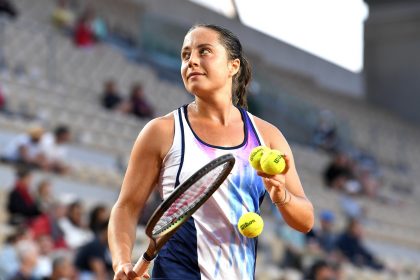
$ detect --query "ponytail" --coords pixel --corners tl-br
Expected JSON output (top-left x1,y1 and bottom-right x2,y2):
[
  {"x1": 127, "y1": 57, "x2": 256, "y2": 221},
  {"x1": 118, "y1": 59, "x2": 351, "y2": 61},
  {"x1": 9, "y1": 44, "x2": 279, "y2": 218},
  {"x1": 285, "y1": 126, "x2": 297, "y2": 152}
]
[{"x1": 233, "y1": 56, "x2": 251, "y2": 109}]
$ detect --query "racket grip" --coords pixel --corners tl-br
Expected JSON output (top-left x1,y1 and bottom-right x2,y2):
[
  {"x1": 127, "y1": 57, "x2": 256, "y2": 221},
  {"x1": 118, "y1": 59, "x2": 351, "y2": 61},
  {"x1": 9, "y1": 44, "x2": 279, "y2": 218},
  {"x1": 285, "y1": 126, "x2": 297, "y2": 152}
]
[{"x1": 133, "y1": 254, "x2": 151, "y2": 277}]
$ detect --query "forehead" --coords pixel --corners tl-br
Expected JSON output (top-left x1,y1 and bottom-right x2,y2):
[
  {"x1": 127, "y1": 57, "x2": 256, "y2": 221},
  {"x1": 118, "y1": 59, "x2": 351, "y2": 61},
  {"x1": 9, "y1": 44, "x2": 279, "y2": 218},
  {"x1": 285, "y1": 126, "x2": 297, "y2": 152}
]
[{"x1": 182, "y1": 27, "x2": 221, "y2": 49}]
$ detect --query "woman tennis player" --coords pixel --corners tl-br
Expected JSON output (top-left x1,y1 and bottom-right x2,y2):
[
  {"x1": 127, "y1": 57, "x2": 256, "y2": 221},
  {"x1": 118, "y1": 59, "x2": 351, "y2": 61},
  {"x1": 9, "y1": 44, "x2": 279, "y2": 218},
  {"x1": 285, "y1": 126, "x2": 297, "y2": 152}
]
[{"x1": 108, "y1": 24, "x2": 314, "y2": 280}]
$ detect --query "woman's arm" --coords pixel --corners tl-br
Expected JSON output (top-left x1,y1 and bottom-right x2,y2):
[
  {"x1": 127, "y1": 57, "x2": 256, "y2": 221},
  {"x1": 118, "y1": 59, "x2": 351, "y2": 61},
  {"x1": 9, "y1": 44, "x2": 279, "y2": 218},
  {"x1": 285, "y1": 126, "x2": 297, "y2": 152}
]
[
  {"x1": 108, "y1": 116, "x2": 174, "y2": 278},
  {"x1": 255, "y1": 117, "x2": 314, "y2": 233}
]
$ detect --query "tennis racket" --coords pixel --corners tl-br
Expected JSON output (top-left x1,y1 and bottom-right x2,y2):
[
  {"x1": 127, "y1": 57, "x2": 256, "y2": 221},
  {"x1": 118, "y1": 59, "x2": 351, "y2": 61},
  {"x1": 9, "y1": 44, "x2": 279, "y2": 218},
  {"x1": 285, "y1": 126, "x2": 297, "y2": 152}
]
[{"x1": 133, "y1": 153, "x2": 236, "y2": 277}]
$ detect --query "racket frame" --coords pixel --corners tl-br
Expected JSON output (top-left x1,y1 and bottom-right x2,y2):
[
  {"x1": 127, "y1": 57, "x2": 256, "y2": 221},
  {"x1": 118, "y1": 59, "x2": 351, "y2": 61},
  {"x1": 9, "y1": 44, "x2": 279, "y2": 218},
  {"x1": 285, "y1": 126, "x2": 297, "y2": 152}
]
[{"x1": 141, "y1": 153, "x2": 235, "y2": 262}]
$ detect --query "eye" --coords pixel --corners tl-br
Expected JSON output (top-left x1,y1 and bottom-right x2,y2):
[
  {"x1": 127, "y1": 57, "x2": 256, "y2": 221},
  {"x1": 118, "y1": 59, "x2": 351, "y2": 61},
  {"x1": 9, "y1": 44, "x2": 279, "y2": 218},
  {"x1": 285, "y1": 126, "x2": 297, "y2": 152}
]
[
  {"x1": 181, "y1": 51, "x2": 190, "y2": 61},
  {"x1": 200, "y1": 48, "x2": 210, "y2": 55}
]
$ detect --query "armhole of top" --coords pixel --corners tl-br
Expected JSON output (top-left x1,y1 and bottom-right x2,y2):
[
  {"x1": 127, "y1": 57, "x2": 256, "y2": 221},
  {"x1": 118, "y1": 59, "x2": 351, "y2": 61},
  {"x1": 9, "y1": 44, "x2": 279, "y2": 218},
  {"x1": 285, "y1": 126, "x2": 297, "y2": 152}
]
[
  {"x1": 174, "y1": 108, "x2": 185, "y2": 187},
  {"x1": 245, "y1": 111, "x2": 268, "y2": 205},
  {"x1": 161, "y1": 109, "x2": 184, "y2": 183},
  {"x1": 246, "y1": 112, "x2": 266, "y2": 146}
]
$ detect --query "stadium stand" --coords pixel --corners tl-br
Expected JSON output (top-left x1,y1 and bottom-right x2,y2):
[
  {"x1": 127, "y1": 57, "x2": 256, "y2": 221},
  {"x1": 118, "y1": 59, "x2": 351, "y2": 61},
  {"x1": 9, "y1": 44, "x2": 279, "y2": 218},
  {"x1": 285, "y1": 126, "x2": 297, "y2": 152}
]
[{"x1": 1, "y1": 0, "x2": 419, "y2": 279}]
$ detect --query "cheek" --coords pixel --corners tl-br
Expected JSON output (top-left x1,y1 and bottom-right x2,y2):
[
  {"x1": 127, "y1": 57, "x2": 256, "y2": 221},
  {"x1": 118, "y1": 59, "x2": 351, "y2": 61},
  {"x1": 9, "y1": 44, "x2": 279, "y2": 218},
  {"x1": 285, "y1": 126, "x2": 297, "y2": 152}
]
[
  {"x1": 180, "y1": 63, "x2": 188, "y2": 80},
  {"x1": 181, "y1": 69, "x2": 189, "y2": 91}
]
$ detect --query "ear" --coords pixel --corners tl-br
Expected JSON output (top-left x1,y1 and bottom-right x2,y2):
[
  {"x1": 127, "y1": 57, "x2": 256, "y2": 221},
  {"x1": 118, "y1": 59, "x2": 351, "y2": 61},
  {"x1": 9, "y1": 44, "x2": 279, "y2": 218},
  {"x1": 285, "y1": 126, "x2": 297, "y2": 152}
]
[{"x1": 228, "y1": 58, "x2": 240, "y2": 77}]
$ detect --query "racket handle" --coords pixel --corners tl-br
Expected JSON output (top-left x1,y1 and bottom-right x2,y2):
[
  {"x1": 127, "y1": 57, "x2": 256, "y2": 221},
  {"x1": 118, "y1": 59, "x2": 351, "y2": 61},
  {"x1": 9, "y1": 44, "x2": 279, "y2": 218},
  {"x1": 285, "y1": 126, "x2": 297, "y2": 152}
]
[{"x1": 133, "y1": 254, "x2": 151, "y2": 277}]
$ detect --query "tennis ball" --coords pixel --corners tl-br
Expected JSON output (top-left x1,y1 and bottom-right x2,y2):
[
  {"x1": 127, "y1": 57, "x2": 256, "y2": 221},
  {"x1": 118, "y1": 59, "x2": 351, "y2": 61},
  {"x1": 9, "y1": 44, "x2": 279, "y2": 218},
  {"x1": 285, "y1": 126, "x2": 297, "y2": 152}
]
[
  {"x1": 249, "y1": 146, "x2": 270, "y2": 172},
  {"x1": 260, "y1": 149, "x2": 287, "y2": 175},
  {"x1": 237, "y1": 212, "x2": 264, "y2": 238}
]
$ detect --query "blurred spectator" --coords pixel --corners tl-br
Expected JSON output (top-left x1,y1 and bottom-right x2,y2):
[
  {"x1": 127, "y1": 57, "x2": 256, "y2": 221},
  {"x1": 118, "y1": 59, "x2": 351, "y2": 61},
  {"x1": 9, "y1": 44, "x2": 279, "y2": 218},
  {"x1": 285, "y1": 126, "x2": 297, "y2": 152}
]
[
  {"x1": 47, "y1": 255, "x2": 76, "y2": 280},
  {"x1": 1, "y1": 126, "x2": 49, "y2": 170},
  {"x1": 306, "y1": 210, "x2": 337, "y2": 253},
  {"x1": 58, "y1": 200, "x2": 93, "y2": 249},
  {"x1": 87, "y1": 7, "x2": 108, "y2": 42},
  {"x1": 323, "y1": 152, "x2": 355, "y2": 192},
  {"x1": 339, "y1": 189, "x2": 364, "y2": 219},
  {"x1": 0, "y1": 235, "x2": 19, "y2": 278},
  {"x1": 30, "y1": 201, "x2": 68, "y2": 249},
  {"x1": 74, "y1": 220, "x2": 112, "y2": 280},
  {"x1": 51, "y1": 0, "x2": 75, "y2": 33},
  {"x1": 33, "y1": 235, "x2": 55, "y2": 279},
  {"x1": 312, "y1": 110, "x2": 339, "y2": 153},
  {"x1": 346, "y1": 149, "x2": 381, "y2": 198},
  {"x1": 9, "y1": 240, "x2": 39, "y2": 280},
  {"x1": 34, "y1": 179, "x2": 55, "y2": 213},
  {"x1": 0, "y1": 226, "x2": 30, "y2": 279},
  {"x1": 304, "y1": 259, "x2": 338, "y2": 280},
  {"x1": 88, "y1": 204, "x2": 109, "y2": 234},
  {"x1": 0, "y1": 83, "x2": 7, "y2": 112},
  {"x1": 100, "y1": 80, "x2": 127, "y2": 112},
  {"x1": 335, "y1": 218, "x2": 384, "y2": 270},
  {"x1": 128, "y1": 83, "x2": 154, "y2": 119},
  {"x1": 7, "y1": 167, "x2": 41, "y2": 225},
  {"x1": 0, "y1": 0, "x2": 18, "y2": 18},
  {"x1": 358, "y1": 167, "x2": 381, "y2": 198},
  {"x1": 73, "y1": 10, "x2": 95, "y2": 48},
  {"x1": 101, "y1": 79, "x2": 120, "y2": 109},
  {"x1": 40, "y1": 125, "x2": 71, "y2": 174}
]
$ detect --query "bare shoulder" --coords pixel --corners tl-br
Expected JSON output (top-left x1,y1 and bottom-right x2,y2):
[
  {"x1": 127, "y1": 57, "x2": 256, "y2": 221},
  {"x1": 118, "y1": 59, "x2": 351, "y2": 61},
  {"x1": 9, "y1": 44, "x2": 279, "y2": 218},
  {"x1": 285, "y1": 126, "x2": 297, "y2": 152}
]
[
  {"x1": 252, "y1": 115, "x2": 288, "y2": 150},
  {"x1": 143, "y1": 113, "x2": 174, "y2": 135},
  {"x1": 252, "y1": 115, "x2": 279, "y2": 135},
  {"x1": 134, "y1": 112, "x2": 175, "y2": 159}
]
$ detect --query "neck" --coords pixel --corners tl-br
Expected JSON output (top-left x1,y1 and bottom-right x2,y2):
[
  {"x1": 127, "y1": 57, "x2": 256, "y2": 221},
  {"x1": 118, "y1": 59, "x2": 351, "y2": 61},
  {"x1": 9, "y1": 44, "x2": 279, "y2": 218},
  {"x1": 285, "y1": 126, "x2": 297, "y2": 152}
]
[{"x1": 192, "y1": 96, "x2": 236, "y2": 126}]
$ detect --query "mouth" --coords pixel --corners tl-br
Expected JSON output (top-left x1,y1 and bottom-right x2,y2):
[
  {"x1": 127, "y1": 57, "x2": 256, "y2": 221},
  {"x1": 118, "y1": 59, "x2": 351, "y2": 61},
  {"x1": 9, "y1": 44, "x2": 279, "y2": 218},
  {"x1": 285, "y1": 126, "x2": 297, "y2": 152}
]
[{"x1": 187, "y1": 72, "x2": 204, "y2": 79}]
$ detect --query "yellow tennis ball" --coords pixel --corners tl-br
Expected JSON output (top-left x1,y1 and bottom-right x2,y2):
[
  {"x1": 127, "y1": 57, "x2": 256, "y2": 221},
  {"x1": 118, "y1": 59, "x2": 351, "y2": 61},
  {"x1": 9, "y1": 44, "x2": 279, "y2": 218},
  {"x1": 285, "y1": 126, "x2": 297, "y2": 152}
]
[
  {"x1": 249, "y1": 146, "x2": 270, "y2": 172},
  {"x1": 237, "y1": 212, "x2": 264, "y2": 238},
  {"x1": 260, "y1": 149, "x2": 287, "y2": 175}
]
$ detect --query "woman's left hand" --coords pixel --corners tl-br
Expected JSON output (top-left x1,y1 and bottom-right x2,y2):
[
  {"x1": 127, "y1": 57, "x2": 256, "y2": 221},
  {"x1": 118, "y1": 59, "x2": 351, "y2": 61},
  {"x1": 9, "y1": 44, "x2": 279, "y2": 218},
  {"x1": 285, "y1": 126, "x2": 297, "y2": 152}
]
[{"x1": 257, "y1": 155, "x2": 291, "y2": 203}]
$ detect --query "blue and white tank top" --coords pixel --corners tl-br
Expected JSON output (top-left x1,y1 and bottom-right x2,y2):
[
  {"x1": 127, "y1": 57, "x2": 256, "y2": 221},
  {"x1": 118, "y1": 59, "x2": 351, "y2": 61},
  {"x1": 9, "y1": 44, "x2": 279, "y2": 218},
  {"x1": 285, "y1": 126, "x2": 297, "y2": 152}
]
[{"x1": 152, "y1": 104, "x2": 266, "y2": 280}]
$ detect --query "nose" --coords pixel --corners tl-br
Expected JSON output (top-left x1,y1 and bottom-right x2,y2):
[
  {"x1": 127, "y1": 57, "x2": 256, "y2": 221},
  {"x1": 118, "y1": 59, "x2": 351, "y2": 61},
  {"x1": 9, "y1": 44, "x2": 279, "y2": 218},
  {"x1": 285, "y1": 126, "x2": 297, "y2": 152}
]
[{"x1": 188, "y1": 51, "x2": 199, "y2": 68}]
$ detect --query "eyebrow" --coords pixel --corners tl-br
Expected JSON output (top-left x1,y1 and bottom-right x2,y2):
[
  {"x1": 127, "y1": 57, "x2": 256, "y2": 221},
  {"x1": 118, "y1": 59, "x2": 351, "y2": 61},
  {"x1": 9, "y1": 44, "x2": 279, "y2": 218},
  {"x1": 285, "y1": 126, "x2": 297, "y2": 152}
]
[{"x1": 181, "y1": 43, "x2": 214, "y2": 52}]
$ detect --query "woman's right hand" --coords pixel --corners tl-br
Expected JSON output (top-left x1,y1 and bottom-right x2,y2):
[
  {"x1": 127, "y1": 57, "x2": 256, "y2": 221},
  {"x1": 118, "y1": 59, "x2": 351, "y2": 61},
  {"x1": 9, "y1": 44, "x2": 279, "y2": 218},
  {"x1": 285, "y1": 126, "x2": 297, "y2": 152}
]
[{"x1": 114, "y1": 262, "x2": 150, "y2": 280}]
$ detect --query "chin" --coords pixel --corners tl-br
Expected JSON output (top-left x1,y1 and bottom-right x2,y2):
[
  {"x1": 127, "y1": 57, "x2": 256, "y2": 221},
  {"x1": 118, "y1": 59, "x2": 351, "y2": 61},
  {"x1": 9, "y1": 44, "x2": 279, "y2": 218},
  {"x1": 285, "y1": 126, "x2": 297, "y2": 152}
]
[{"x1": 188, "y1": 85, "x2": 208, "y2": 95}]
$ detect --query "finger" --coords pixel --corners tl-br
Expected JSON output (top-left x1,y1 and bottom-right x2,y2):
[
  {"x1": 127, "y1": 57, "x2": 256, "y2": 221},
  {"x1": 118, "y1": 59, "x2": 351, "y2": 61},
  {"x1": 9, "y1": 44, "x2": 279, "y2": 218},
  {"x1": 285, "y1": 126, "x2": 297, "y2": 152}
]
[
  {"x1": 120, "y1": 264, "x2": 138, "y2": 280},
  {"x1": 114, "y1": 271, "x2": 129, "y2": 280},
  {"x1": 262, "y1": 177, "x2": 275, "y2": 190},
  {"x1": 143, "y1": 272, "x2": 151, "y2": 279},
  {"x1": 262, "y1": 177, "x2": 274, "y2": 185},
  {"x1": 282, "y1": 154, "x2": 291, "y2": 174},
  {"x1": 263, "y1": 175, "x2": 286, "y2": 186},
  {"x1": 257, "y1": 171, "x2": 275, "y2": 178},
  {"x1": 257, "y1": 167, "x2": 289, "y2": 177},
  {"x1": 262, "y1": 180, "x2": 279, "y2": 196},
  {"x1": 122, "y1": 263, "x2": 134, "y2": 272},
  {"x1": 127, "y1": 270, "x2": 139, "y2": 280}
]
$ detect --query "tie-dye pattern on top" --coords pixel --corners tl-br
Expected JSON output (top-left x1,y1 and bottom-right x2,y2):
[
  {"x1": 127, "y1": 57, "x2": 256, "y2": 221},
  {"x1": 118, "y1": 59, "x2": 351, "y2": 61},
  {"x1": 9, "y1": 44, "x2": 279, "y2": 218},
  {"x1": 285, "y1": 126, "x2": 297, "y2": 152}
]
[{"x1": 154, "y1": 105, "x2": 266, "y2": 280}]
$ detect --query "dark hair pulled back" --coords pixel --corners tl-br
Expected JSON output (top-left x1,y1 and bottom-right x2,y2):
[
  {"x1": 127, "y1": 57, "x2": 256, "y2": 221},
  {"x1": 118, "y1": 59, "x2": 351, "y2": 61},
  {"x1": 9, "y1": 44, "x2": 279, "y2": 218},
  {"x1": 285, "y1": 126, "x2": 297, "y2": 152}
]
[{"x1": 188, "y1": 24, "x2": 252, "y2": 109}]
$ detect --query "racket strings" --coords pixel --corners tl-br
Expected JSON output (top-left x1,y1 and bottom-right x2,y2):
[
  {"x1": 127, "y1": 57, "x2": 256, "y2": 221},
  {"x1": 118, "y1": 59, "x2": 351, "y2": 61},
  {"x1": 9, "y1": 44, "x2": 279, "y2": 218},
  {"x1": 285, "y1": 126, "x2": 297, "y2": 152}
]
[{"x1": 153, "y1": 163, "x2": 229, "y2": 236}]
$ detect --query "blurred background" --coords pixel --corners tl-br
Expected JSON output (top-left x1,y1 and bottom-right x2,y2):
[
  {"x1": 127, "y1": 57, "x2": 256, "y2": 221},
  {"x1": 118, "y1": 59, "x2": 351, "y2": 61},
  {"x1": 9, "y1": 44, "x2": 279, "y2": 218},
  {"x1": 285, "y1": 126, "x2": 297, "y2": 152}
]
[{"x1": 0, "y1": 0, "x2": 419, "y2": 279}]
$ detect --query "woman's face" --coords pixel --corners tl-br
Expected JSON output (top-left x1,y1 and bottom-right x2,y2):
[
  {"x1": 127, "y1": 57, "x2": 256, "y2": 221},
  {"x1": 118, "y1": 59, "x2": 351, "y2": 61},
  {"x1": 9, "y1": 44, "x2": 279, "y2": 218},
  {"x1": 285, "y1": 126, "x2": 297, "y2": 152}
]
[{"x1": 180, "y1": 27, "x2": 239, "y2": 97}]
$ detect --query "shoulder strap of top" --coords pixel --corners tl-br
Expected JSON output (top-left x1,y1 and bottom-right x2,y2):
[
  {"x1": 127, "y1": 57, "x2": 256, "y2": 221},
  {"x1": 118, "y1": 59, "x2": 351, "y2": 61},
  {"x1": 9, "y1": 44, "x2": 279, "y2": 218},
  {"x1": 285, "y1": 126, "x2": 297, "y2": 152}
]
[{"x1": 242, "y1": 110, "x2": 266, "y2": 146}]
